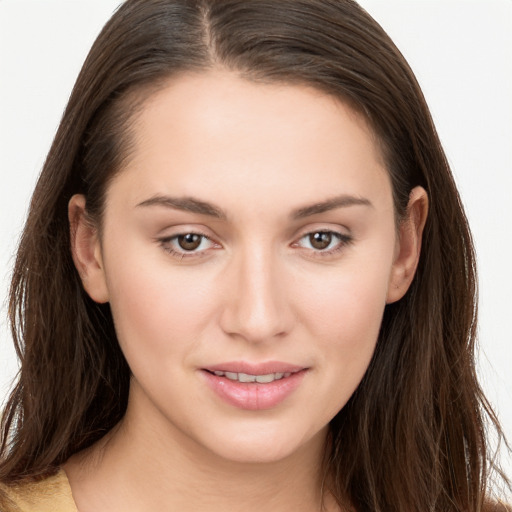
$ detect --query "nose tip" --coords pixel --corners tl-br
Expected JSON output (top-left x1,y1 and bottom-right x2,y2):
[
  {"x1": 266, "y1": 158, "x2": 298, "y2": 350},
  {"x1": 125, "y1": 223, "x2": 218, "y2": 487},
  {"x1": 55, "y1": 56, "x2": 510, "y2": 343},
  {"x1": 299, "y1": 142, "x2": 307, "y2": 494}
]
[
  {"x1": 219, "y1": 252, "x2": 293, "y2": 343},
  {"x1": 222, "y1": 306, "x2": 288, "y2": 343}
]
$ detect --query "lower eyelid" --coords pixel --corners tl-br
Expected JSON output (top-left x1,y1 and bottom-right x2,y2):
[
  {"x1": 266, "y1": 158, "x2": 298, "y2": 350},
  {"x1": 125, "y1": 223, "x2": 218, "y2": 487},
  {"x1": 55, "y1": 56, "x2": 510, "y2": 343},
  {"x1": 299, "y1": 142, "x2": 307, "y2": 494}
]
[{"x1": 294, "y1": 231, "x2": 354, "y2": 256}]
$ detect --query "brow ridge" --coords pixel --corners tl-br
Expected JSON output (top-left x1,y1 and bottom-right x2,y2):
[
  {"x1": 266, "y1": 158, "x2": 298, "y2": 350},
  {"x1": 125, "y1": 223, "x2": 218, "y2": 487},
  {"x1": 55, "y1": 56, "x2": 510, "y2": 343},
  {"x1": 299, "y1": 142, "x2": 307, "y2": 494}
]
[
  {"x1": 137, "y1": 193, "x2": 372, "y2": 220},
  {"x1": 291, "y1": 195, "x2": 373, "y2": 219},
  {"x1": 136, "y1": 195, "x2": 226, "y2": 219}
]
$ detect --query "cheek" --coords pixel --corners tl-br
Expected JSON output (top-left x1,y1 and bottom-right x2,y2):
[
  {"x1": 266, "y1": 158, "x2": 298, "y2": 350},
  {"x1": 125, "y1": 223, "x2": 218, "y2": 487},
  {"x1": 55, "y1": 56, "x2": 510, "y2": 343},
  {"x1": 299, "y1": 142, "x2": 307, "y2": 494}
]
[
  {"x1": 103, "y1": 249, "x2": 218, "y2": 362},
  {"x1": 300, "y1": 259, "x2": 390, "y2": 341},
  {"x1": 309, "y1": 286, "x2": 383, "y2": 379},
  {"x1": 295, "y1": 251, "x2": 393, "y2": 395}
]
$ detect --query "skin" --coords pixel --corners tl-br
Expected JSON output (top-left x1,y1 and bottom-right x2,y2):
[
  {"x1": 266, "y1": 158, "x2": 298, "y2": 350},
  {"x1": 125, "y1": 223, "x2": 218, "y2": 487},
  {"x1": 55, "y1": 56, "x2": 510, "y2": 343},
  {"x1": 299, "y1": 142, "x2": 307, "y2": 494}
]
[{"x1": 66, "y1": 70, "x2": 428, "y2": 512}]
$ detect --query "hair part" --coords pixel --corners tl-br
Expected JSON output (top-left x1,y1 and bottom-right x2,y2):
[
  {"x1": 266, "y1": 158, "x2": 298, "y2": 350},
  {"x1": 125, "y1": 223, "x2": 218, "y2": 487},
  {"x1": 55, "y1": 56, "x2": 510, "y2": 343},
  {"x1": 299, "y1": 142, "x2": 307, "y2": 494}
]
[{"x1": 1, "y1": 1, "x2": 509, "y2": 510}]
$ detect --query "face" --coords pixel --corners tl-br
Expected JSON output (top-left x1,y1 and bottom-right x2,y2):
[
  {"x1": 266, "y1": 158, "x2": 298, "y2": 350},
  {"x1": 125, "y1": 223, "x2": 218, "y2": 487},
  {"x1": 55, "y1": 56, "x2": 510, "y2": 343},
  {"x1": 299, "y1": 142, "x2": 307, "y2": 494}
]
[{"x1": 71, "y1": 70, "x2": 425, "y2": 465}]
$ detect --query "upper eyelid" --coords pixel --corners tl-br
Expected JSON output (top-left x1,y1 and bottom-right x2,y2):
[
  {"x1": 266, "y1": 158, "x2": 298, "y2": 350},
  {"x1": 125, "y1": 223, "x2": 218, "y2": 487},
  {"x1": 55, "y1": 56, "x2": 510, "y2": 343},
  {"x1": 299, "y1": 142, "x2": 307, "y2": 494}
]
[
  {"x1": 160, "y1": 231, "x2": 212, "y2": 240},
  {"x1": 298, "y1": 229, "x2": 349, "y2": 238},
  {"x1": 159, "y1": 232, "x2": 218, "y2": 247},
  {"x1": 293, "y1": 225, "x2": 352, "y2": 241},
  {"x1": 156, "y1": 223, "x2": 214, "y2": 235},
  {"x1": 158, "y1": 228, "x2": 348, "y2": 241},
  {"x1": 156, "y1": 225, "x2": 221, "y2": 243},
  {"x1": 293, "y1": 230, "x2": 352, "y2": 246}
]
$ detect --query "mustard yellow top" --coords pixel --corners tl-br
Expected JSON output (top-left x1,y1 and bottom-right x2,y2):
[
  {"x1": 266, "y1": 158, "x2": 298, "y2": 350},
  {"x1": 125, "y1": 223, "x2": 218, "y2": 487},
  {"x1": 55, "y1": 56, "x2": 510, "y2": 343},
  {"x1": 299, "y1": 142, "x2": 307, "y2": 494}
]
[
  {"x1": 1, "y1": 470, "x2": 510, "y2": 512},
  {"x1": 0, "y1": 470, "x2": 77, "y2": 512}
]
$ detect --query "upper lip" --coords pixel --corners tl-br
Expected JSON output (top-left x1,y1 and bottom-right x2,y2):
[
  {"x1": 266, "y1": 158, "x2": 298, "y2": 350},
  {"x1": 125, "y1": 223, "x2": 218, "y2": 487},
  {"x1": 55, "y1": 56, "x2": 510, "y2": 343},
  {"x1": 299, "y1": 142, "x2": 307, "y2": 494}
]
[{"x1": 203, "y1": 361, "x2": 306, "y2": 375}]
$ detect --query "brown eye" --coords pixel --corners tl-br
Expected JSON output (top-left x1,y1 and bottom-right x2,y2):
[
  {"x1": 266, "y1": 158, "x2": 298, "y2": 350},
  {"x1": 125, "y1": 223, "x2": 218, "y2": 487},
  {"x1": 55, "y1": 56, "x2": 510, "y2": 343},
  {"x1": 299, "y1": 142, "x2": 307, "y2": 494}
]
[
  {"x1": 160, "y1": 232, "x2": 218, "y2": 258},
  {"x1": 309, "y1": 232, "x2": 332, "y2": 250},
  {"x1": 177, "y1": 233, "x2": 202, "y2": 251},
  {"x1": 295, "y1": 230, "x2": 351, "y2": 255}
]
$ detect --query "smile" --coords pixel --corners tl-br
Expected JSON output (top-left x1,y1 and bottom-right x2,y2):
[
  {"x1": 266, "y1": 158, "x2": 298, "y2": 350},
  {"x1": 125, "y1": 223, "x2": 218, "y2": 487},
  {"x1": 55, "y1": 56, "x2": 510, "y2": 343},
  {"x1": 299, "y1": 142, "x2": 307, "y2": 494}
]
[
  {"x1": 201, "y1": 363, "x2": 307, "y2": 410},
  {"x1": 209, "y1": 371, "x2": 293, "y2": 383}
]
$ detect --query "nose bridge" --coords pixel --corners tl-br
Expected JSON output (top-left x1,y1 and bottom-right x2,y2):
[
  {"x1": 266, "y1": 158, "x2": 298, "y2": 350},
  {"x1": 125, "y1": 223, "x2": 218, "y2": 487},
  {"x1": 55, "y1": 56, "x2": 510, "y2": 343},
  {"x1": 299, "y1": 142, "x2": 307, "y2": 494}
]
[{"x1": 220, "y1": 241, "x2": 291, "y2": 342}]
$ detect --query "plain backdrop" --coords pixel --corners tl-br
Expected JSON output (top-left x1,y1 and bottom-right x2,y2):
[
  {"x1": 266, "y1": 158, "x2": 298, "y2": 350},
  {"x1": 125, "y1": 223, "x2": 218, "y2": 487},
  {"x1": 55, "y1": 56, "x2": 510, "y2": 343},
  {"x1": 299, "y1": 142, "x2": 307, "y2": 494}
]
[{"x1": 0, "y1": 0, "x2": 511, "y2": 480}]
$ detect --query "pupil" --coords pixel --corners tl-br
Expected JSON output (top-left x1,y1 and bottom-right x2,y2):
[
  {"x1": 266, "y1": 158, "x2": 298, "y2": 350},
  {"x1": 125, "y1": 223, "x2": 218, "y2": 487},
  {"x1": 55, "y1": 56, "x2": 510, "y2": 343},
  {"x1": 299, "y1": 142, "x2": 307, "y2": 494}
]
[
  {"x1": 178, "y1": 234, "x2": 201, "y2": 251},
  {"x1": 310, "y1": 232, "x2": 332, "y2": 250}
]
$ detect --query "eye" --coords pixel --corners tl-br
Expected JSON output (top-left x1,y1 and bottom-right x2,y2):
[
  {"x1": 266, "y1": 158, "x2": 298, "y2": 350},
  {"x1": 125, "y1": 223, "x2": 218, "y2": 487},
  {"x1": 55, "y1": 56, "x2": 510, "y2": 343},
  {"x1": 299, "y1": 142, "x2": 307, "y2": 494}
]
[
  {"x1": 295, "y1": 230, "x2": 352, "y2": 254},
  {"x1": 159, "y1": 232, "x2": 218, "y2": 258}
]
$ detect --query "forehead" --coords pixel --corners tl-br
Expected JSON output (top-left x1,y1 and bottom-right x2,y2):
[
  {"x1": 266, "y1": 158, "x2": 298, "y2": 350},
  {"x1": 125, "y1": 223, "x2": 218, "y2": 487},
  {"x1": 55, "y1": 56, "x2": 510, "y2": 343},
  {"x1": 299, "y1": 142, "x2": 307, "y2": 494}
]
[{"x1": 108, "y1": 70, "x2": 392, "y2": 216}]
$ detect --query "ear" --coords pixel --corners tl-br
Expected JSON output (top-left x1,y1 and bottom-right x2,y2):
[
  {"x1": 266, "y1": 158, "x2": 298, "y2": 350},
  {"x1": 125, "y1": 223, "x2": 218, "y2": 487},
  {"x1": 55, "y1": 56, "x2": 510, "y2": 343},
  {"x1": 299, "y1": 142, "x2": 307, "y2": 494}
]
[
  {"x1": 386, "y1": 186, "x2": 428, "y2": 304},
  {"x1": 68, "y1": 194, "x2": 109, "y2": 303}
]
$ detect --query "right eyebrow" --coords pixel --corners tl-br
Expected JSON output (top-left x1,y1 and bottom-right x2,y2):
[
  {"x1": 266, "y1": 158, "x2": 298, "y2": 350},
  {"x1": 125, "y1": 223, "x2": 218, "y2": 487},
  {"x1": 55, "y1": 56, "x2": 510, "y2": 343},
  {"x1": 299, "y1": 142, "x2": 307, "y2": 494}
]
[{"x1": 136, "y1": 195, "x2": 227, "y2": 220}]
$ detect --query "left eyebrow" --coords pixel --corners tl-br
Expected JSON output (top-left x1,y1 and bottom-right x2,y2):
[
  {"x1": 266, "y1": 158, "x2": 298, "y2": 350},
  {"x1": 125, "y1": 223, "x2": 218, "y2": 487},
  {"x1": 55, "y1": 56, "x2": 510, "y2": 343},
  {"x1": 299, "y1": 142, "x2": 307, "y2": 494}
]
[{"x1": 291, "y1": 195, "x2": 373, "y2": 219}]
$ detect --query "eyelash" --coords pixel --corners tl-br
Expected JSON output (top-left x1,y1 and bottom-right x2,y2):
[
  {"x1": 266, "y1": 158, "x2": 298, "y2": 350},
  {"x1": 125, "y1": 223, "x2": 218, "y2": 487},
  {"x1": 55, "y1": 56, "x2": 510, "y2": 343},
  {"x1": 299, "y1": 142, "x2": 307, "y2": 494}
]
[
  {"x1": 158, "y1": 230, "x2": 353, "y2": 260},
  {"x1": 293, "y1": 230, "x2": 353, "y2": 256},
  {"x1": 158, "y1": 232, "x2": 218, "y2": 260}
]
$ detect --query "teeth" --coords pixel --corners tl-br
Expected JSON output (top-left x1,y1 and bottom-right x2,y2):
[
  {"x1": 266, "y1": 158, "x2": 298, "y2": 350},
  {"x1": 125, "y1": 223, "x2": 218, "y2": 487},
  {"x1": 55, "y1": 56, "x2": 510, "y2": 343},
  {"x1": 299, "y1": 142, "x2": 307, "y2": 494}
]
[
  {"x1": 239, "y1": 372, "x2": 257, "y2": 383},
  {"x1": 255, "y1": 374, "x2": 275, "y2": 383},
  {"x1": 211, "y1": 370, "x2": 292, "y2": 383}
]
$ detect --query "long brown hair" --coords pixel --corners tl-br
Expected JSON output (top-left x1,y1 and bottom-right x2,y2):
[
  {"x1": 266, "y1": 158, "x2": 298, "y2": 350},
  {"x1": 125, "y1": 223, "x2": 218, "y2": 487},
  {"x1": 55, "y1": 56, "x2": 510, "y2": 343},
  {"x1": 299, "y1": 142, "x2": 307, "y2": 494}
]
[{"x1": 1, "y1": 1, "x2": 509, "y2": 510}]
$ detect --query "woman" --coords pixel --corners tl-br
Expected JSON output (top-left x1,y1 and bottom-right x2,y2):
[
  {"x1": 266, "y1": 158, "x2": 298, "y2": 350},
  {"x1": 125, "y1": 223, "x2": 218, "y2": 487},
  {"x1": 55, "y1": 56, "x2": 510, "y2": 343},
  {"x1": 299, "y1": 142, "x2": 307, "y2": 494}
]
[{"x1": 0, "y1": 0, "x2": 509, "y2": 511}]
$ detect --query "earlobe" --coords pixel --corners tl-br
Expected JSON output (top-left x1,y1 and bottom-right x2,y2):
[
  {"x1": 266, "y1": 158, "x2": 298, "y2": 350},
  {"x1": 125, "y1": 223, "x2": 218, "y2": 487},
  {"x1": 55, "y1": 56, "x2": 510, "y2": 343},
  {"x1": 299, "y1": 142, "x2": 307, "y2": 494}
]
[
  {"x1": 386, "y1": 186, "x2": 428, "y2": 304},
  {"x1": 68, "y1": 194, "x2": 109, "y2": 303}
]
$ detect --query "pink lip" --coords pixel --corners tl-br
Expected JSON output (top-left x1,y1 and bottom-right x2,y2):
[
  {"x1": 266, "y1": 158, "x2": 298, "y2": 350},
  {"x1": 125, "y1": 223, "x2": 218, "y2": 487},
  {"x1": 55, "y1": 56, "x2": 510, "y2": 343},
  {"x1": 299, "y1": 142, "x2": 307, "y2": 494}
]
[
  {"x1": 205, "y1": 361, "x2": 305, "y2": 375},
  {"x1": 201, "y1": 361, "x2": 308, "y2": 411}
]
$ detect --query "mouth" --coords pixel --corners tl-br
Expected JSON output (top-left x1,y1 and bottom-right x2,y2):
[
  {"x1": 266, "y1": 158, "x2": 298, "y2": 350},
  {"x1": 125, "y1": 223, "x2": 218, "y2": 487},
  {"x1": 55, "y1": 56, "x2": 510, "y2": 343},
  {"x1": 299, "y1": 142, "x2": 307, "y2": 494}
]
[
  {"x1": 201, "y1": 363, "x2": 308, "y2": 410},
  {"x1": 204, "y1": 370, "x2": 294, "y2": 384}
]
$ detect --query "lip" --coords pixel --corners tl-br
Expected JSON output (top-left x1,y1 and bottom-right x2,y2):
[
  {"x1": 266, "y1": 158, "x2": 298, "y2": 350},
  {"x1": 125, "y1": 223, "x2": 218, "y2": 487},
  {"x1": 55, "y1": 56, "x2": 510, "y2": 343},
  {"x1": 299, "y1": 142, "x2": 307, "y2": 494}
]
[
  {"x1": 205, "y1": 361, "x2": 305, "y2": 375},
  {"x1": 201, "y1": 361, "x2": 308, "y2": 411}
]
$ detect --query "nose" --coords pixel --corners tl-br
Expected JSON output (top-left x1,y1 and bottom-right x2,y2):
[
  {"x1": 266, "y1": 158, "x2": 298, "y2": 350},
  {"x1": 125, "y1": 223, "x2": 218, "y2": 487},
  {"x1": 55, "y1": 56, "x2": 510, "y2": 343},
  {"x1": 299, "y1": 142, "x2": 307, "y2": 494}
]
[{"x1": 219, "y1": 245, "x2": 294, "y2": 343}]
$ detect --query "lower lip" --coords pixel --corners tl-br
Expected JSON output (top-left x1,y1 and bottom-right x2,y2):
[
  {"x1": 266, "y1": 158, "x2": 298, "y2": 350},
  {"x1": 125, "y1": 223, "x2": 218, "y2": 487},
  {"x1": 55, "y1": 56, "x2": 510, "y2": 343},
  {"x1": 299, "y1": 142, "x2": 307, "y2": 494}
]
[{"x1": 201, "y1": 370, "x2": 307, "y2": 410}]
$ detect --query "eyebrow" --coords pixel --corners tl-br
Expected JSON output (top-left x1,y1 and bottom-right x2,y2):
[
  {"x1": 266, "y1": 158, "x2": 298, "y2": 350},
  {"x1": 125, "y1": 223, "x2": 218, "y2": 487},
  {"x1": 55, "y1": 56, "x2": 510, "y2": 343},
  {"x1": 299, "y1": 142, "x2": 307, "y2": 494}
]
[
  {"x1": 136, "y1": 195, "x2": 227, "y2": 219},
  {"x1": 136, "y1": 193, "x2": 372, "y2": 220},
  {"x1": 291, "y1": 195, "x2": 373, "y2": 219}
]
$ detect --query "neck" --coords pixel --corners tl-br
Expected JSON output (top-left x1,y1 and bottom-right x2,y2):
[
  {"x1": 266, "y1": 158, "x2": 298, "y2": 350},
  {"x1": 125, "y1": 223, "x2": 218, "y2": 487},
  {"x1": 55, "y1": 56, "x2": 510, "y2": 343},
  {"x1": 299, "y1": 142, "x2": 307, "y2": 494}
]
[{"x1": 65, "y1": 388, "x2": 339, "y2": 512}]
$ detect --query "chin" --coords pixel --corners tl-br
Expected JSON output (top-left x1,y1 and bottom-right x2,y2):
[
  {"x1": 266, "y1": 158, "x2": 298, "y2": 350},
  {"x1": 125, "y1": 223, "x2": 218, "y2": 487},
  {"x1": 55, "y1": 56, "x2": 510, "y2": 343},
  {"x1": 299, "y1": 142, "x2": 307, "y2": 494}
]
[{"x1": 198, "y1": 421, "x2": 329, "y2": 466}]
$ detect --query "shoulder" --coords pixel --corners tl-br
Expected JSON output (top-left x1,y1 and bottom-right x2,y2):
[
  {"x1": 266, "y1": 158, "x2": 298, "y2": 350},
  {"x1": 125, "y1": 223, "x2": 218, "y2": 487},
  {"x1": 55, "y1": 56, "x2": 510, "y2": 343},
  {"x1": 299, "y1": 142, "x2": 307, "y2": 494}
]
[{"x1": 0, "y1": 470, "x2": 77, "y2": 512}]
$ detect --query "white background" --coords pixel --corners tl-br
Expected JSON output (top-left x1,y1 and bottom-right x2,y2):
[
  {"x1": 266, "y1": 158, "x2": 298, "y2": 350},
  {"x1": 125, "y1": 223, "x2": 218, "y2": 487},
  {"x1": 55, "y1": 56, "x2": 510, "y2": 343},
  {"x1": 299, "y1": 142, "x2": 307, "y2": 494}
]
[{"x1": 0, "y1": 0, "x2": 510, "y2": 482}]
